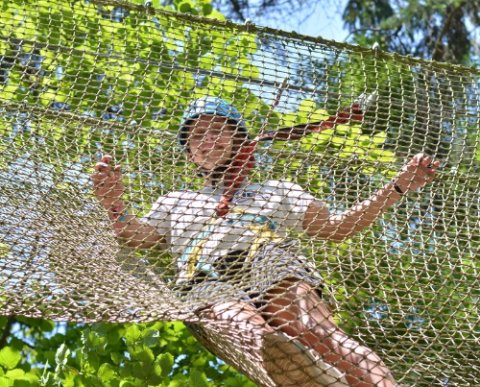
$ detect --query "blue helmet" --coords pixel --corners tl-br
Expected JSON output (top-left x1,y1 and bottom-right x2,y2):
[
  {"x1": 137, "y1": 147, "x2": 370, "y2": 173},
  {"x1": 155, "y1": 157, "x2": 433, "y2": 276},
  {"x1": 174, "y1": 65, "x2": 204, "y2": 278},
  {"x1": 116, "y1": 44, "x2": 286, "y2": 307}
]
[{"x1": 178, "y1": 96, "x2": 248, "y2": 149}]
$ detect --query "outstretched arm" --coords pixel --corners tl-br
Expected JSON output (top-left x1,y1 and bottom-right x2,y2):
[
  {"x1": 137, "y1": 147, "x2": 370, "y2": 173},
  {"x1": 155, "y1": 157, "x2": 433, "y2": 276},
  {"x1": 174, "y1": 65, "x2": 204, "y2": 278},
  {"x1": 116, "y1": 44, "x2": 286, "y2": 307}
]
[
  {"x1": 91, "y1": 155, "x2": 167, "y2": 250},
  {"x1": 303, "y1": 153, "x2": 440, "y2": 241}
]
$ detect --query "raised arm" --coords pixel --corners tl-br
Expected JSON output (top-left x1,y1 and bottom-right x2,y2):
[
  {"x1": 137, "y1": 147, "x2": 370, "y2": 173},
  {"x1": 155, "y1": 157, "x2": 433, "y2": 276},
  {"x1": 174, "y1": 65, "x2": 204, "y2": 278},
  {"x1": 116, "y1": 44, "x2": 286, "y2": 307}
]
[
  {"x1": 91, "y1": 155, "x2": 167, "y2": 250},
  {"x1": 303, "y1": 153, "x2": 440, "y2": 241}
]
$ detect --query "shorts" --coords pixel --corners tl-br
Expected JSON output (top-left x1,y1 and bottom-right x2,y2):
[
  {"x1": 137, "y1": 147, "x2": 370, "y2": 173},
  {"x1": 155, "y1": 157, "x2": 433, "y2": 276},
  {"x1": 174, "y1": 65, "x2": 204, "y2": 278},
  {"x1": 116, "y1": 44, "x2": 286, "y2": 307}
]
[{"x1": 175, "y1": 239, "x2": 329, "y2": 310}]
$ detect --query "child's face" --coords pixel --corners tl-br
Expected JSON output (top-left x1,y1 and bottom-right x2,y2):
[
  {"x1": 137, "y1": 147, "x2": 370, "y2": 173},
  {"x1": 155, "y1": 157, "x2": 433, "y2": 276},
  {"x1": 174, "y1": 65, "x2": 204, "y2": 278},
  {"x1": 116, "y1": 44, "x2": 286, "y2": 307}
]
[{"x1": 187, "y1": 115, "x2": 236, "y2": 171}]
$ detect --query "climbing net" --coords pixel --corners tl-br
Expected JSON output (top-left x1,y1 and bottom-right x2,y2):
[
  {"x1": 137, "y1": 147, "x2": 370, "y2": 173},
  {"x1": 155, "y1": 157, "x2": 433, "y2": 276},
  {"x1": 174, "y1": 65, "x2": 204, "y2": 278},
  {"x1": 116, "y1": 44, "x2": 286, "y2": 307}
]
[{"x1": 0, "y1": 0, "x2": 479, "y2": 386}]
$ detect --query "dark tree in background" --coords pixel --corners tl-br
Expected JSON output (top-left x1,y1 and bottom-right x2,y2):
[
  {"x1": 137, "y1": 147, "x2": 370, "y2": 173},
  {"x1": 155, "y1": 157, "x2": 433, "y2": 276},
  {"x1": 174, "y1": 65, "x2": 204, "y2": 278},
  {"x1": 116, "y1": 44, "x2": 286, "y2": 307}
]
[{"x1": 343, "y1": 0, "x2": 480, "y2": 64}]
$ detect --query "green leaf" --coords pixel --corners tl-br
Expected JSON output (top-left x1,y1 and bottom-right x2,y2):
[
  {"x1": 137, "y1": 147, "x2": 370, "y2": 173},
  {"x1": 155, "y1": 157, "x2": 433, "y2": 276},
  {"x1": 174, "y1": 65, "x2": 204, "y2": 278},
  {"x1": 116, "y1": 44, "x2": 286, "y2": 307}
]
[
  {"x1": 189, "y1": 368, "x2": 209, "y2": 387},
  {"x1": 131, "y1": 347, "x2": 154, "y2": 363},
  {"x1": 110, "y1": 352, "x2": 123, "y2": 365},
  {"x1": 54, "y1": 344, "x2": 70, "y2": 366},
  {"x1": 311, "y1": 108, "x2": 330, "y2": 122},
  {"x1": 199, "y1": 55, "x2": 215, "y2": 69},
  {"x1": 350, "y1": 126, "x2": 362, "y2": 137},
  {"x1": 334, "y1": 124, "x2": 350, "y2": 135},
  {"x1": 370, "y1": 149, "x2": 396, "y2": 163},
  {"x1": 0, "y1": 347, "x2": 22, "y2": 370},
  {"x1": 372, "y1": 131, "x2": 387, "y2": 144},
  {"x1": 222, "y1": 79, "x2": 236, "y2": 93},
  {"x1": 202, "y1": 3, "x2": 213, "y2": 15},
  {"x1": 331, "y1": 135, "x2": 351, "y2": 147},
  {"x1": 97, "y1": 363, "x2": 117, "y2": 382},
  {"x1": 167, "y1": 380, "x2": 186, "y2": 387},
  {"x1": 178, "y1": 1, "x2": 193, "y2": 13},
  {"x1": 155, "y1": 353, "x2": 174, "y2": 377},
  {"x1": 142, "y1": 329, "x2": 160, "y2": 347},
  {"x1": 206, "y1": 9, "x2": 226, "y2": 21},
  {"x1": 124, "y1": 325, "x2": 142, "y2": 343},
  {"x1": 0, "y1": 244, "x2": 10, "y2": 257},
  {"x1": 298, "y1": 99, "x2": 317, "y2": 119},
  {"x1": 5, "y1": 368, "x2": 24, "y2": 379}
]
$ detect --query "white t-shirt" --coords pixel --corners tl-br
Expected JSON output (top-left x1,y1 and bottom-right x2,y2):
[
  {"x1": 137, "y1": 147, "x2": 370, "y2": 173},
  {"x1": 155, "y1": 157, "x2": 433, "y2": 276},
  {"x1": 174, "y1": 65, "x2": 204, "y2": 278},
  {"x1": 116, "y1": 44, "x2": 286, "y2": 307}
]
[{"x1": 141, "y1": 180, "x2": 316, "y2": 281}]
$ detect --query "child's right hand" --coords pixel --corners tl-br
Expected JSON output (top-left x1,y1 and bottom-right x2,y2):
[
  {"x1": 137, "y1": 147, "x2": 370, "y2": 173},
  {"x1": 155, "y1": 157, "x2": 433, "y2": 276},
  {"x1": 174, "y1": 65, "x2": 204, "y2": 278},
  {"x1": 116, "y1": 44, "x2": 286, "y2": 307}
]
[{"x1": 91, "y1": 155, "x2": 125, "y2": 209}]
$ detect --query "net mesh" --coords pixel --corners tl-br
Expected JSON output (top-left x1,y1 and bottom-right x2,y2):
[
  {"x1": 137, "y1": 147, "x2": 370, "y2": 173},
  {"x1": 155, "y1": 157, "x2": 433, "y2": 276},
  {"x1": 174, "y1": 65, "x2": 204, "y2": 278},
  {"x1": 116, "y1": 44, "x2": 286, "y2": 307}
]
[{"x1": 1, "y1": 1, "x2": 479, "y2": 386}]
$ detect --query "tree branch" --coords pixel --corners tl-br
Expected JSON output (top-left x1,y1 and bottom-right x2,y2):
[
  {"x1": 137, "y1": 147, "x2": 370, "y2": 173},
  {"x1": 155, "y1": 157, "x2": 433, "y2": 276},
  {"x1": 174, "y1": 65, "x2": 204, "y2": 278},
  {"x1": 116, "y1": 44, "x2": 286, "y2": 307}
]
[
  {"x1": 0, "y1": 317, "x2": 16, "y2": 350},
  {"x1": 226, "y1": 0, "x2": 246, "y2": 21},
  {"x1": 431, "y1": 1, "x2": 465, "y2": 61}
]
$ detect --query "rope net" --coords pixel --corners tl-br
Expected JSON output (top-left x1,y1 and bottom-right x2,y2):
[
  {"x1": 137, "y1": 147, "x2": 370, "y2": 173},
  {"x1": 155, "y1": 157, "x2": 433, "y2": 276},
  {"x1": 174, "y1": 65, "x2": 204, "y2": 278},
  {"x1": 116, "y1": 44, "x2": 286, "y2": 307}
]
[{"x1": 0, "y1": 1, "x2": 479, "y2": 386}]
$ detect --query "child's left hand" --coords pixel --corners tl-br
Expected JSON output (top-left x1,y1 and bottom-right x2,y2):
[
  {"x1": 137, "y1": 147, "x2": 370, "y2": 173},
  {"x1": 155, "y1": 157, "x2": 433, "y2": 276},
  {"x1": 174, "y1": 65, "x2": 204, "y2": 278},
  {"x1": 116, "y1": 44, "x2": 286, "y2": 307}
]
[{"x1": 395, "y1": 153, "x2": 440, "y2": 194}]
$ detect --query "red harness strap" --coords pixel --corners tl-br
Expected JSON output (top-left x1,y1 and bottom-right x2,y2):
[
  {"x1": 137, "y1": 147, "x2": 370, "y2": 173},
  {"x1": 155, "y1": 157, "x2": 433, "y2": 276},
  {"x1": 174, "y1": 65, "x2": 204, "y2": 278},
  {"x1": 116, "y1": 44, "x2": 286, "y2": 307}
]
[{"x1": 215, "y1": 101, "x2": 366, "y2": 217}]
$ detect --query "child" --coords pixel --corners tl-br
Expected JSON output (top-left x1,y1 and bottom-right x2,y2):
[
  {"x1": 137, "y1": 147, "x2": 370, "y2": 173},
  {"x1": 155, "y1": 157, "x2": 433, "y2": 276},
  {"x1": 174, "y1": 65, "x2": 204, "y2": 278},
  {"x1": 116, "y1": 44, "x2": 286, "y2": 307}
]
[{"x1": 92, "y1": 96, "x2": 439, "y2": 386}]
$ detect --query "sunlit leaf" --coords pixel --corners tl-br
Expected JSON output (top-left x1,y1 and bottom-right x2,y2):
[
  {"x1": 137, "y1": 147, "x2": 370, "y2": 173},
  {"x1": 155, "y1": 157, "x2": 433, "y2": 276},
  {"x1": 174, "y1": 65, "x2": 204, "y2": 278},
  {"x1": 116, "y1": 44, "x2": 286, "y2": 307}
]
[{"x1": 0, "y1": 347, "x2": 22, "y2": 370}]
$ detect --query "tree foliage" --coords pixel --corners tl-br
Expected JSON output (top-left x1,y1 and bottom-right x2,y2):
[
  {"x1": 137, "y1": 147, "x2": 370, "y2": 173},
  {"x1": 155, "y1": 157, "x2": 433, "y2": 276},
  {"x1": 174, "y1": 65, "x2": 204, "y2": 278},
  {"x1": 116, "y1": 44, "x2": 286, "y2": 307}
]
[
  {"x1": 0, "y1": 316, "x2": 257, "y2": 386},
  {"x1": 200, "y1": 0, "x2": 480, "y2": 65},
  {"x1": 161, "y1": 0, "x2": 311, "y2": 23},
  {"x1": 343, "y1": 0, "x2": 480, "y2": 64}
]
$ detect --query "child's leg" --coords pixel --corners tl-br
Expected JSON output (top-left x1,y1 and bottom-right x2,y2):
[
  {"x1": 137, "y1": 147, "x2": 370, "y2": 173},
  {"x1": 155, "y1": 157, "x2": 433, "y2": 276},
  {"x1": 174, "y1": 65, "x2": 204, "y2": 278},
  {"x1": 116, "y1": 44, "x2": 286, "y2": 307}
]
[
  {"x1": 197, "y1": 300, "x2": 272, "y2": 339},
  {"x1": 262, "y1": 280, "x2": 396, "y2": 387},
  {"x1": 195, "y1": 301, "x2": 340, "y2": 386}
]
